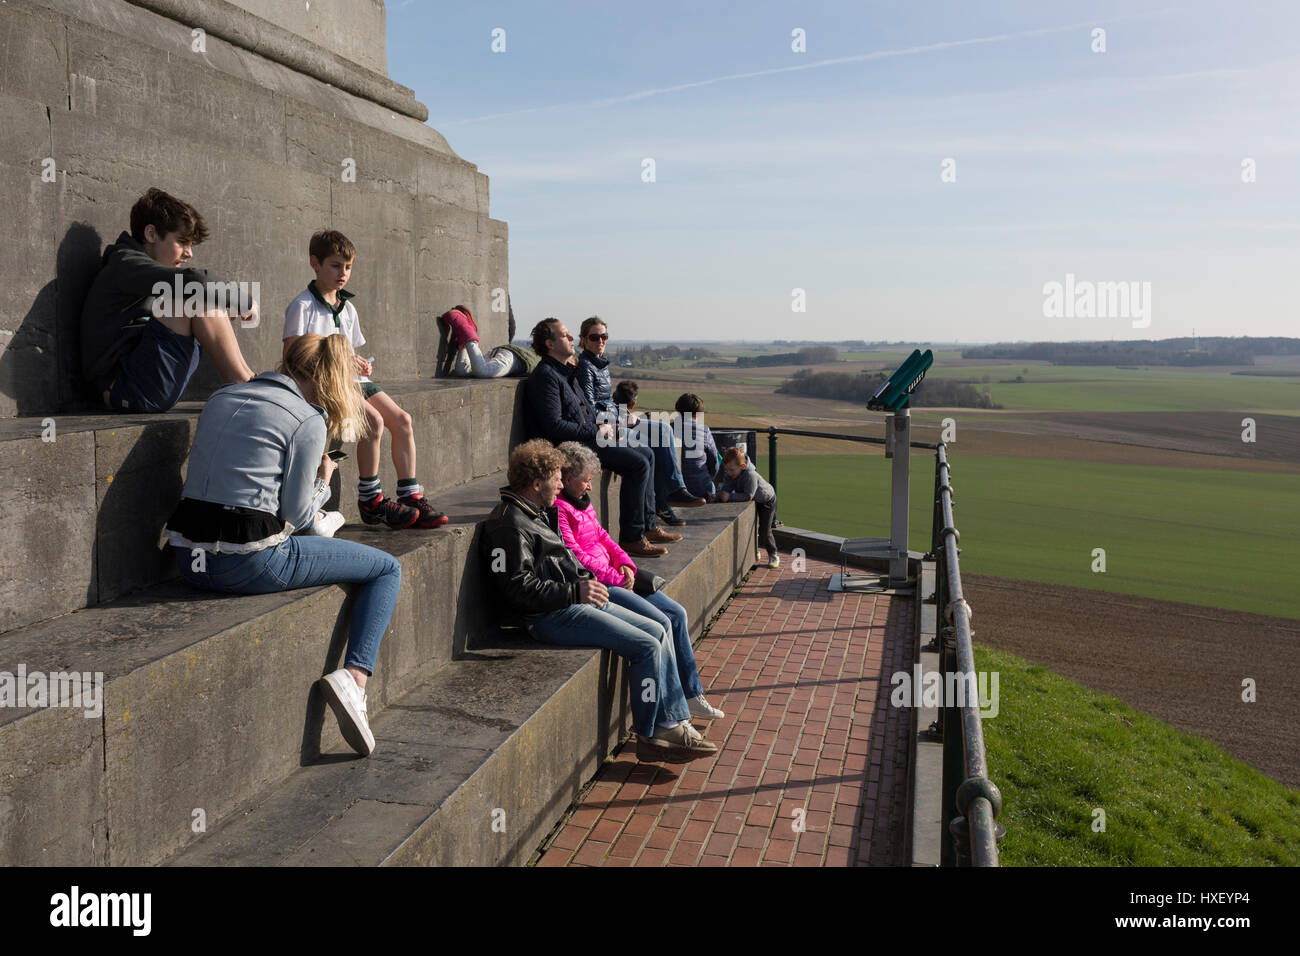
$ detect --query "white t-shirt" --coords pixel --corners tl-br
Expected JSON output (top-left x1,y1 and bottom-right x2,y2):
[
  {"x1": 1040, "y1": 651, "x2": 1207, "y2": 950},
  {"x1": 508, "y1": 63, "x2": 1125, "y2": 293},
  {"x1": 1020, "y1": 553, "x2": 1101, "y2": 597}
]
[{"x1": 282, "y1": 285, "x2": 370, "y2": 382}]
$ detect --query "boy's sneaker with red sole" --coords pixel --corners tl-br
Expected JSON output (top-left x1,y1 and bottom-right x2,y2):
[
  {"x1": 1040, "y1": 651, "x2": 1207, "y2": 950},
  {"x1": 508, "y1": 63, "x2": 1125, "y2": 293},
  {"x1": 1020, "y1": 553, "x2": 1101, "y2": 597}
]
[
  {"x1": 358, "y1": 493, "x2": 420, "y2": 529},
  {"x1": 399, "y1": 492, "x2": 450, "y2": 529}
]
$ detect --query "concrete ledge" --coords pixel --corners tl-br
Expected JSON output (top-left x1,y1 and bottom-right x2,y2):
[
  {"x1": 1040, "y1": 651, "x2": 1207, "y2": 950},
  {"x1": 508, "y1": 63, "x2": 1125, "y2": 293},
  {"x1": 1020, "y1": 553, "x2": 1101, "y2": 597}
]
[
  {"x1": 31, "y1": 0, "x2": 428, "y2": 120},
  {"x1": 0, "y1": 467, "x2": 753, "y2": 866},
  {"x1": 164, "y1": 500, "x2": 756, "y2": 866},
  {"x1": 0, "y1": 377, "x2": 524, "y2": 633}
]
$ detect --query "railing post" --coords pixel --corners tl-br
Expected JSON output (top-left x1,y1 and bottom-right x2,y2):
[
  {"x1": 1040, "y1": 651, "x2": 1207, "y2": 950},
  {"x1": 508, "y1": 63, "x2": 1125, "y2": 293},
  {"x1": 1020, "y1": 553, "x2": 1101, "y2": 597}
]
[
  {"x1": 888, "y1": 409, "x2": 910, "y2": 587},
  {"x1": 767, "y1": 426, "x2": 778, "y2": 497}
]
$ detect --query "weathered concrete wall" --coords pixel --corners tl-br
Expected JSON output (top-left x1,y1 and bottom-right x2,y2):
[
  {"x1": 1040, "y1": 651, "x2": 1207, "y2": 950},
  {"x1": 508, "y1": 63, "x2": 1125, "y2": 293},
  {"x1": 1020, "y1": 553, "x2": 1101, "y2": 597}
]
[
  {"x1": 229, "y1": 0, "x2": 388, "y2": 76},
  {"x1": 0, "y1": 0, "x2": 506, "y2": 420}
]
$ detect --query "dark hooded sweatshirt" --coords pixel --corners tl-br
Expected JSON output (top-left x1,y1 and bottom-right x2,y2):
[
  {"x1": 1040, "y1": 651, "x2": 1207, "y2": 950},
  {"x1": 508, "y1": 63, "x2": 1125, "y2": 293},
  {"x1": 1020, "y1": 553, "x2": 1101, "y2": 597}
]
[{"x1": 79, "y1": 231, "x2": 217, "y2": 392}]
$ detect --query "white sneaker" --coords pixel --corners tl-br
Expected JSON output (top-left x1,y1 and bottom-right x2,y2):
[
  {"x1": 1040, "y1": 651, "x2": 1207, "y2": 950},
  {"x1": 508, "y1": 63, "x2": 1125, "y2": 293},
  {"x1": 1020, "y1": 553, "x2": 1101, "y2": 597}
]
[
  {"x1": 319, "y1": 669, "x2": 375, "y2": 756},
  {"x1": 688, "y1": 694, "x2": 725, "y2": 720},
  {"x1": 307, "y1": 511, "x2": 345, "y2": 537}
]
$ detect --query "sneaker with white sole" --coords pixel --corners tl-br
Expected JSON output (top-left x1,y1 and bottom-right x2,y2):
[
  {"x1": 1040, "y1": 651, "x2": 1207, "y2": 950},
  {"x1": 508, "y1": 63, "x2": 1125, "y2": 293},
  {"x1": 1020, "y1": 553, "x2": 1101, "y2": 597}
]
[
  {"x1": 688, "y1": 695, "x2": 725, "y2": 720},
  {"x1": 319, "y1": 669, "x2": 375, "y2": 756},
  {"x1": 636, "y1": 723, "x2": 717, "y2": 763},
  {"x1": 306, "y1": 510, "x2": 346, "y2": 537}
]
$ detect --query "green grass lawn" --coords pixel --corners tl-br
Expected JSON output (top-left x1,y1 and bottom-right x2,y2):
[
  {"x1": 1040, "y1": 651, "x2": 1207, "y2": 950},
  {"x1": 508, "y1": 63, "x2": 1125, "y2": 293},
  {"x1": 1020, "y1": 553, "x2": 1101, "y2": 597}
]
[
  {"x1": 761, "y1": 454, "x2": 1300, "y2": 619},
  {"x1": 975, "y1": 645, "x2": 1300, "y2": 865},
  {"x1": 922, "y1": 364, "x2": 1300, "y2": 412}
]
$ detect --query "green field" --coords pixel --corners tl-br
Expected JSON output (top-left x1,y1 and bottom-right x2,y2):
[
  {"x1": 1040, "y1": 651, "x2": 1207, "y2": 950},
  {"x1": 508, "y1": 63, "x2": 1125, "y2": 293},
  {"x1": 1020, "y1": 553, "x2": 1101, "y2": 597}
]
[
  {"x1": 634, "y1": 388, "x2": 769, "y2": 416},
  {"x1": 760, "y1": 454, "x2": 1299, "y2": 619},
  {"x1": 975, "y1": 645, "x2": 1300, "y2": 865},
  {"x1": 948, "y1": 368, "x2": 1300, "y2": 413}
]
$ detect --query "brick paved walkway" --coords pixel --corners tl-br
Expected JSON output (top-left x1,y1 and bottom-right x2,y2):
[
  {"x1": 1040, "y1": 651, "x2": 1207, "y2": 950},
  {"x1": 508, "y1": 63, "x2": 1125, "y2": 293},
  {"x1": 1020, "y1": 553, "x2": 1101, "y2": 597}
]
[{"x1": 535, "y1": 557, "x2": 914, "y2": 867}]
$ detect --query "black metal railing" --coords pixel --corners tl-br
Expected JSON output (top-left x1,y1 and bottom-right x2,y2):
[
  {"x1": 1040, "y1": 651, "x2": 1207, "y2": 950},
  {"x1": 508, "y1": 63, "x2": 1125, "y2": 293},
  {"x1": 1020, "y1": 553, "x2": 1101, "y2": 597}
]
[
  {"x1": 929, "y1": 443, "x2": 1004, "y2": 866},
  {"x1": 706, "y1": 422, "x2": 1003, "y2": 866}
]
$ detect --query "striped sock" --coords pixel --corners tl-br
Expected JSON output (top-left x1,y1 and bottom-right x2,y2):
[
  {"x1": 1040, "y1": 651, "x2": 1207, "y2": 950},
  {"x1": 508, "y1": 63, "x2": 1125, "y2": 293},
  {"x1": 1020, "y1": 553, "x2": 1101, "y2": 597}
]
[
  {"x1": 397, "y1": 477, "x2": 421, "y2": 499},
  {"x1": 358, "y1": 476, "x2": 381, "y2": 502}
]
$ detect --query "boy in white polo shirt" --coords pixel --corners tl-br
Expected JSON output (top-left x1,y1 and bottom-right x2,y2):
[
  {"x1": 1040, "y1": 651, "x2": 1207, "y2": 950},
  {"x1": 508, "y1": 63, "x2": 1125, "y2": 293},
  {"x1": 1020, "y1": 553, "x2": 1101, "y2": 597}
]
[{"x1": 282, "y1": 229, "x2": 449, "y2": 530}]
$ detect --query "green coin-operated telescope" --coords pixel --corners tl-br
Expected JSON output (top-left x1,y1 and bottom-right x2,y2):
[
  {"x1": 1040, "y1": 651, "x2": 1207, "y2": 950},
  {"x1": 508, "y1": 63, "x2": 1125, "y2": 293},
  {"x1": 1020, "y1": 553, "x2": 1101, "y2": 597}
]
[
  {"x1": 867, "y1": 348, "x2": 933, "y2": 412},
  {"x1": 837, "y1": 348, "x2": 935, "y2": 593}
]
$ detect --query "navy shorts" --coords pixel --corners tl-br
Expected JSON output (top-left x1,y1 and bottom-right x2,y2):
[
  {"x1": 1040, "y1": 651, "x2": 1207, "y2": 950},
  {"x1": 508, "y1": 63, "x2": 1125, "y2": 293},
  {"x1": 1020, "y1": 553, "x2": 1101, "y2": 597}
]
[{"x1": 105, "y1": 319, "x2": 201, "y2": 413}]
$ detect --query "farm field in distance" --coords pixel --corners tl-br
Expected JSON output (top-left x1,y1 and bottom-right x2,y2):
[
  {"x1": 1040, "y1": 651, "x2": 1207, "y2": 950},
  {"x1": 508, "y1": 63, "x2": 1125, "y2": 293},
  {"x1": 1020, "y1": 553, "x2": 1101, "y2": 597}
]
[{"x1": 612, "y1": 340, "x2": 1300, "y2": 795}]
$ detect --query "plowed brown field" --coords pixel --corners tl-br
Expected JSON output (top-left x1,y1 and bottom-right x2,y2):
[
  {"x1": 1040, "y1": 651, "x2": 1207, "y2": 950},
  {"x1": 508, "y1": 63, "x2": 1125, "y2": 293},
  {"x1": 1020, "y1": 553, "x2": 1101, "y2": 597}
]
[{"x1": 965, "y1": 574, "x2": 1300, "y2": 787}]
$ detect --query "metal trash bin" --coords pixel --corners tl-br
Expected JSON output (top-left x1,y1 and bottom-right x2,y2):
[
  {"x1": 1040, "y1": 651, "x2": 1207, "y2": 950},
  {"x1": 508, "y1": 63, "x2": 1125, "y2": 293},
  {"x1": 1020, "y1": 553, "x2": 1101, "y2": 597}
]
[{"x1": 711, "y1": 428, "x2": 758, "y2": 470}]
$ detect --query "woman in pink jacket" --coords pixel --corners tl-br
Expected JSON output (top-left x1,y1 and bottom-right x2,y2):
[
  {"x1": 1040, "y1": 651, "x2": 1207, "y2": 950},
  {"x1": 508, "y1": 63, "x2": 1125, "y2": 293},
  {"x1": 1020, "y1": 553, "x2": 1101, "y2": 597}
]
[{"x1": 555, "y1": 442, "x2": 725, "y2": 724}]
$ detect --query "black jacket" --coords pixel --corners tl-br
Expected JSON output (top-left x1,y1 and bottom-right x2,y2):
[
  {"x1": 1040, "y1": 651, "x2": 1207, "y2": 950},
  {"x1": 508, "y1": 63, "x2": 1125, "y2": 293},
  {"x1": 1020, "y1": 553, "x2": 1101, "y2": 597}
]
[
  {"x1": 480, "y1": 487, "x2": 593, "y2": 627},
  {"x1": 576, "y1": 349, "x2": 615, "y2": 419},
  {"x1": 80, "y1": 231, "x2": 217, "y2": 392},
  {"x1": 523, "y1": 354, "x2": 599, "y2": 446}
]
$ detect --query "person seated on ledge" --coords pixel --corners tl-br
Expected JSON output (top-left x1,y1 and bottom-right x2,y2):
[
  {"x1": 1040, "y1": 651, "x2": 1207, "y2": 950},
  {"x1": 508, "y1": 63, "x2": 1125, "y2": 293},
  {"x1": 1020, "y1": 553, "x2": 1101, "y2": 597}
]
[
  {"x1": 609, "y1": 379, "x2": 705, "y2": 526},
  {"x1": 522, "y1": 318, "x2": 676, "y2": 558},
  {"x1": 717, "y1": 447, "x2": 780, "y2": 569},
  {"x1": 674, "y1": 392, "x2": 722, "y2": 501},
  {"x1": 480, "y1": 439, "x2": 717, "y2": 763},
  {"x1": 81, "y1": 187, "x2": 257, "y2": 413},
  {"x1": 575, "y1": 317, "x2": 704, "y2": 527},
  {"x1": 554, "y1": 441, "x2": 725, "y2": 725},
  {"x1": 440, "y1": 303, "x2": 539, "y2": 378},
  {"x1": 283, "y1": 229, "x2": 448, "y2": 531},
  {"x1": 163, "y1": 333, "x2": 401, "y2": 757}
]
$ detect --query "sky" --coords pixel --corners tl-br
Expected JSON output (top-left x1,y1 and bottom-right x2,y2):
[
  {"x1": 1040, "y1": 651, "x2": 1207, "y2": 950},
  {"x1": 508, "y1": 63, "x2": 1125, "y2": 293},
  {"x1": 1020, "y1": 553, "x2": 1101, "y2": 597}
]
[{"x1": 385, "y1": 1, "x2": 1300, "y2": 343}]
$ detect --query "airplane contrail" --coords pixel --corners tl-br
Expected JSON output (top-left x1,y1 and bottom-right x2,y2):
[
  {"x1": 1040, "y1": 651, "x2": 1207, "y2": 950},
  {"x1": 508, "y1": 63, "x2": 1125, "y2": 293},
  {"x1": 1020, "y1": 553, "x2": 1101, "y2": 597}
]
[{"x1": 438, "y1": 18, "x2": 1123, "y2": 127}]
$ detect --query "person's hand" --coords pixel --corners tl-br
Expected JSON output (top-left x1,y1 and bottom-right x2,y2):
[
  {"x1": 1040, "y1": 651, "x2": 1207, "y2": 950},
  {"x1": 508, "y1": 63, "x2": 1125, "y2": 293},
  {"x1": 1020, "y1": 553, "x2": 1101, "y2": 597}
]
[
  {"x1": 237, "y1": 298, "x2": 260, "y2": 329},
  {"x1": 596, "y1": 423, "x2": 615, "y2": 444},
  {"x1": 353, "y1": 354, "x2": 372, "y2": 377},
  {"x1": 627, "y1": 413, "x2": 640, "y2": 428},
  {"x1": 706, "y1": 493, "x2": 718, "y2": 503},
  {"x1": 318, "y1": 453, "x2": 338, "y2": 484},
  {"x1": 717, "y1": 491, "x2": 729, "y2": 502},
  {"x1": 621, "y1": 566, "x2": 635, "y2": 589},
  {"x1": 577, "y1": 579, "x2": 610, "y2": 606}
]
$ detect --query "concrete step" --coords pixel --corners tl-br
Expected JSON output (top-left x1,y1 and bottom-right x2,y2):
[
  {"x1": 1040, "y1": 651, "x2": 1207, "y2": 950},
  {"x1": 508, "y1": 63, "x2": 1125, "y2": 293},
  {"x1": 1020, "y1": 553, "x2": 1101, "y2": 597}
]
[
  {"x1": 165, "y1": 501, "x2": 756, "y2": 867},
  {"x1": 0, "y1": 376, "x2": 525, "y2": 634},
  {"x1": 0, "y1": 464, "x2": 754, "y2": 866}
]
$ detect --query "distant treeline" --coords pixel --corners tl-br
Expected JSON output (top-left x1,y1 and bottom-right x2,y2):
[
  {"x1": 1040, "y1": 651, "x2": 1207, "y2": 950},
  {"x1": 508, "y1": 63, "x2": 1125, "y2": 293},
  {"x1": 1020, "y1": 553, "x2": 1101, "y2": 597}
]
[
  {"x1": 961, "y1": 337, "x2": 1300, "y2": 366},
  {"x1": 607, "y1": 344, "x2": 719, "y2": 367},
  {"x1": 772, "y1": 340, "x2": 869, "y2": 348},
  {"x1": 777, "y1": 370, "x2": 1001, "y2": 409},
  {"x1": 736, "y1": 346, "x2": 838, "y2": 367}
]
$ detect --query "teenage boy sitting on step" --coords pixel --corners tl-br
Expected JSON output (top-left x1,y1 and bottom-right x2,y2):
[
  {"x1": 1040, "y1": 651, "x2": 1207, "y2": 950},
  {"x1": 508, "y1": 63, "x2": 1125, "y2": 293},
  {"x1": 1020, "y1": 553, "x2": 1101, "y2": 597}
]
[
  {"x1": 81, "y1": 187, "x2": 257, "y2": 413},
  {"x1": 282, "y1": 229, "x2": 449, "y2": 530}
]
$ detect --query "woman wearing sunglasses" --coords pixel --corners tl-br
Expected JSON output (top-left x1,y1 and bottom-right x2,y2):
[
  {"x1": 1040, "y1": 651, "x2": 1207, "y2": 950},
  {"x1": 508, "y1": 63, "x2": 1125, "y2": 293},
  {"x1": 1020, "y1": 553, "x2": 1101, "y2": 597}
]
[{"x1": 576, "y1": 317, "x2": 704, "y2": 525}]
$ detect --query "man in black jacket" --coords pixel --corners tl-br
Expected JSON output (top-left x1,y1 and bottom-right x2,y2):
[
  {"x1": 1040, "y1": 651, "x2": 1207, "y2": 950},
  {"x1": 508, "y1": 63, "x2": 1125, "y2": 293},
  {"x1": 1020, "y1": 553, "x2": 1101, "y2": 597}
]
[
  {"x1": 523, "y1": 319, "x2": 677, "y2": 558},
  {"x1": 480, "y1": 439, "x2": 716, "y2": 763}
]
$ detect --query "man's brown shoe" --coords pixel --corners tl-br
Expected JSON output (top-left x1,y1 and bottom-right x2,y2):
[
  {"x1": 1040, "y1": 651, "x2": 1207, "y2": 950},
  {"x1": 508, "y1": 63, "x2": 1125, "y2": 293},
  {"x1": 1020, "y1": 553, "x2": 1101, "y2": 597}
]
[
  {"x1": 636, "y1": 724, "x2": 718, "y2": 763},
  {"x1": 622, "y1": 537, "x2": 667, "y2": 557},
  {"x1": 645, "y1": 527, "x2": 682, "y2": 544}
]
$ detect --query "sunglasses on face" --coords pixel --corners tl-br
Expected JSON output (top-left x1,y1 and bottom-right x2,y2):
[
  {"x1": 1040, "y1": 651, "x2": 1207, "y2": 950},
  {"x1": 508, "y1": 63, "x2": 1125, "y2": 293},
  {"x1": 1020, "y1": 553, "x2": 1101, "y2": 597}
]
[{"x1": 586, "y1": 332, "x2": 607, "y2": 341}]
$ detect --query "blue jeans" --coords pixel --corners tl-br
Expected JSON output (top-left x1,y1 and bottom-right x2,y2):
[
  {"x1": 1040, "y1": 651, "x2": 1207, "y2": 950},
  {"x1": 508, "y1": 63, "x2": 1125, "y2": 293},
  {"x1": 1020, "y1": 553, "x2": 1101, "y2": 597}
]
[
  {"x1": 606, "y1": 586, "x2": 703, "y2": 699},
  {"x1": 593, "y1": 442, "x2": 656, "y2": 541},
  {"x1": 630, "y1": 418, "x2": 689, "y2": 511},
  {"x1": 174, "y1": 536, "x2": 401, "y2": 674},
  {"x1": 526, "y1": 601, "x2": 689, "y2": 737}
]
